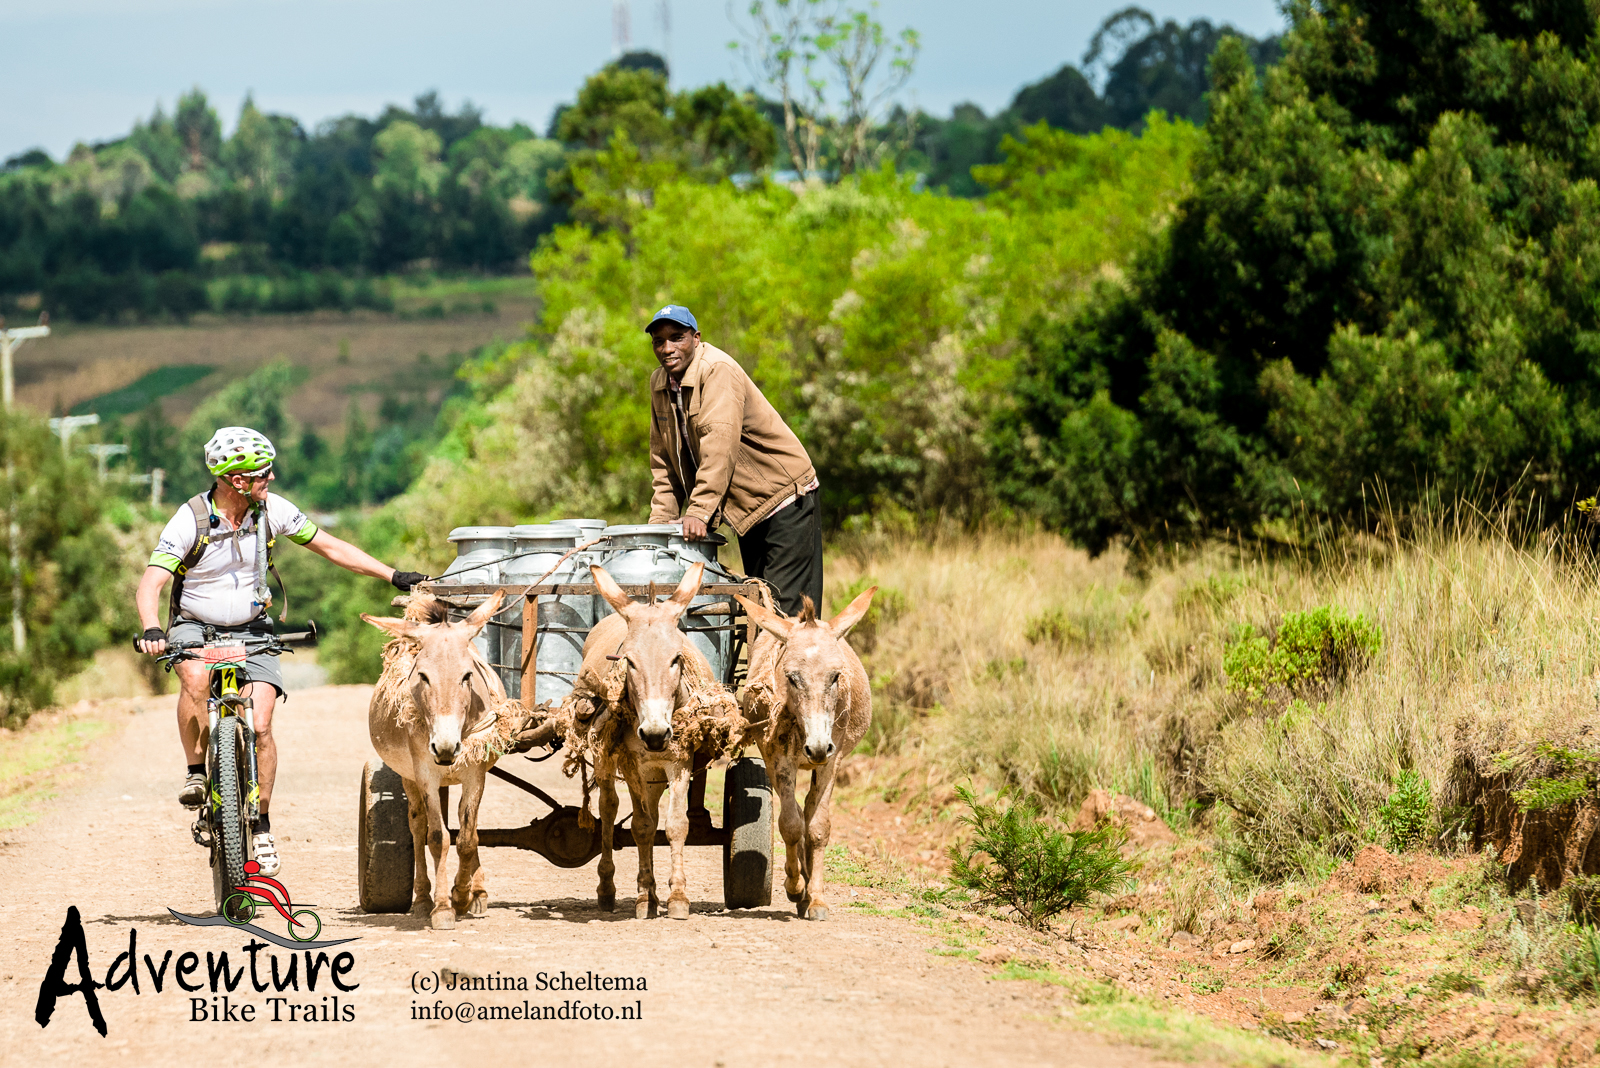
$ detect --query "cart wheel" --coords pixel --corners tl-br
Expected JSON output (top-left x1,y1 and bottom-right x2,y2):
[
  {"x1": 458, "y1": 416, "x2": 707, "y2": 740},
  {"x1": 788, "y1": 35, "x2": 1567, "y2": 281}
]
[
  {"x1": 722, "y1": 756, "x2": 773, "y2": 909},
  {"x1": 358, "y1": 760, "x2": 414, "y2": 913}
]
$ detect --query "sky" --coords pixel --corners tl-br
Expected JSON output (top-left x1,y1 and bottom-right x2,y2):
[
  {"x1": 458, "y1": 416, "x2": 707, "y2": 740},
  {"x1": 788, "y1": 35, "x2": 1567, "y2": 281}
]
[{"x1": 0, "y1": 0, "x2": 1286, "y2": 162}]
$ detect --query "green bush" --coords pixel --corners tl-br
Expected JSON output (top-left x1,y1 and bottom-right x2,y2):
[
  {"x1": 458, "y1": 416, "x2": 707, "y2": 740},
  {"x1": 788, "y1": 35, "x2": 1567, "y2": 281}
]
[
  {"x1": 1376, "y1": 769, "x2": 1433, "y2": 852},
  {"x1": 1223, "y1": 605, "x2": 1381, "y2": 699},
  {"x1": 947, "y1": 784, "x2": 1134, "y2": 930}
]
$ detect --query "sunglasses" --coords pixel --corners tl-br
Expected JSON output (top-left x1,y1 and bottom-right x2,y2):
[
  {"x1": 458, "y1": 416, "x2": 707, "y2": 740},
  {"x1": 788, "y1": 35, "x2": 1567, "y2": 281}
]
[{"x1": 235, "y1": 467, "x2": 273, "y2": 482}]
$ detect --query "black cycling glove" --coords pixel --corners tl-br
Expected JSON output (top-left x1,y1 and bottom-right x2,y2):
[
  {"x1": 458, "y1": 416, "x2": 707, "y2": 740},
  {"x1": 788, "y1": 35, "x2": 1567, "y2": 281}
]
[
  {"x1": 137, "y1": 626, "x2": 166, "y2": 651},
  {"x1": 391, "y1": 570, "x2": 428, "y2": 592}
]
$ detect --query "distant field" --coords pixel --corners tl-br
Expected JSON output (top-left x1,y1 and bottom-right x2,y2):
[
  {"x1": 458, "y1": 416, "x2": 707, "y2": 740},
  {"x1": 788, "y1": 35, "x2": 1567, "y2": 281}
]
[{"x1": 17, "y1": 281, "x2": 538, "y2": 433}]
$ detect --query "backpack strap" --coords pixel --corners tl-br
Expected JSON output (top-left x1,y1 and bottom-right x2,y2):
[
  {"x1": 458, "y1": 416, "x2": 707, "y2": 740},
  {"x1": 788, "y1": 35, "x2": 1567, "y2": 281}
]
[
  {"x1": 166, "y1": 492, "x2": 215, "y2": 628},
  {"x1": 259, "y1": 503, "x2": 289, "y2": 624}
]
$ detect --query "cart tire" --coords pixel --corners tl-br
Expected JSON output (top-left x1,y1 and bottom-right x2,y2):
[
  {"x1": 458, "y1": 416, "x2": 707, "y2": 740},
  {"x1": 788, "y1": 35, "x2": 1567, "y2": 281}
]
[
  {"x1": 722, "y1": 756, "x2": 773, "y2": 909},
  {"x1": 359, "y1": 760, "x2": 414, "y2": 913}
]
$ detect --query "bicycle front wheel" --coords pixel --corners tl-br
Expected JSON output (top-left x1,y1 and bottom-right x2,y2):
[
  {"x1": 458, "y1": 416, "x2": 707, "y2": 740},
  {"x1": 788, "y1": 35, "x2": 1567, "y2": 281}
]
[{"x1": 210, "y1": 716, "x2": 253, "y2": 921}]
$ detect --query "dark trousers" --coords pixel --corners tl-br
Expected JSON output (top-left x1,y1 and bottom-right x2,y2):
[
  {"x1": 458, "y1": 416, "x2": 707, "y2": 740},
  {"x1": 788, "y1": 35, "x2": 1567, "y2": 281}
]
[{"x1": 738, "y1": 491, "x2": 823, "y2": 617}]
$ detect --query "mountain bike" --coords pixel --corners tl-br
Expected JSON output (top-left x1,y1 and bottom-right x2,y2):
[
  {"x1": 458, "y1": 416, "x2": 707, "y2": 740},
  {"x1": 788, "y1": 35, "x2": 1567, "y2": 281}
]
[{"x1": 150, "y1": 624, "x2": 316, "y2": 920}]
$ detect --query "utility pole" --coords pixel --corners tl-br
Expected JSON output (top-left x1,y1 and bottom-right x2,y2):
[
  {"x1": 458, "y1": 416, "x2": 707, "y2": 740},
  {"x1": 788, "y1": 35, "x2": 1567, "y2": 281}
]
[
  {"x1": 48, "y1": 414, "x2": 100, "y2": 456},
  {"x1": 1, "y1": 313, "x2": 49, "y2": 655},
  {"x1": 613, "y1": 0, "x2": 631, "y2": 56},
  {"x1": 84, "y1": 443, "x2": 128, "y2": 480},
  {"x1": 659, "y1": 0, "x2": 671, "y2": 80}
]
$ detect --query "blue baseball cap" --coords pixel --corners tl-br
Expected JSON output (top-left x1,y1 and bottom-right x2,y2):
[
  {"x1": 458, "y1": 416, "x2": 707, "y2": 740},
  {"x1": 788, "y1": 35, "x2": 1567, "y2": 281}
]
[{"x1": 645, "y1": 304, "x2": 698, "y2": 333}]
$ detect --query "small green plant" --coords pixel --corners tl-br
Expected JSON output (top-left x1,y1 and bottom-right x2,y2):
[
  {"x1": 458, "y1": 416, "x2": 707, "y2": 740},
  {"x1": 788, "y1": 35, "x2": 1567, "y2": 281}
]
[
  {"x1": 1567, "y1": 874, "x2": 1600, "y2": 926},
  {"x1": 1223, "y1": 605, "x2": 1382, "y2": 700},
  {"x1": 1377, "y1": 769, "x2": 1434, "y2": 851},
  {"x1": 1512, "y1": 775, "x2": 1590, "y2": 812},
  {"x1": 1025, "y1": 607, "x2": 1088, "y2": 647},
  {"x1": 1555, "y1": 926, "x2": 1600, "y2": 996},
  {"x1": 947, "y1": 785, "x2": 1135, "y2": 930}
]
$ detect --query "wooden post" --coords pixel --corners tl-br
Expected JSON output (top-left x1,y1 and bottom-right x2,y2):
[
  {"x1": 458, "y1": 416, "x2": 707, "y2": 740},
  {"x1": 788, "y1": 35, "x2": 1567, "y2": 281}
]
[{"x1": 521, "y1": 595, "x2": 539, "y2": 709}]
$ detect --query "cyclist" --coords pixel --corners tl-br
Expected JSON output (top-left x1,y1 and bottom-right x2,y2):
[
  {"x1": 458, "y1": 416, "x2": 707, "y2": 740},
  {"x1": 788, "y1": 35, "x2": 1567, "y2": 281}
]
[{"x1": 133, "y1": 427, "x2": 426, "y2": 876}]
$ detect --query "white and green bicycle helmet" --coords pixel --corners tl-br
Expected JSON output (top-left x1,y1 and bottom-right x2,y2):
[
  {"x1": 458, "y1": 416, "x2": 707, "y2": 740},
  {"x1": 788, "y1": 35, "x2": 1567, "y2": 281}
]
[{"x1": 205, "y1": 426, "x2": 276, "y2": 476}]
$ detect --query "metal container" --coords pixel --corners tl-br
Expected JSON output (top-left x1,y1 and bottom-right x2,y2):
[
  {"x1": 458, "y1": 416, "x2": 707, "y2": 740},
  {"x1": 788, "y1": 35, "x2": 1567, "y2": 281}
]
[
  {"x1": 441, "y1": 526, "x2": 513, "y2": 673},
  {"x1": 596, "y1": 524, "x2": 737, "y2": 684},
  {"x1": 553, "y1": 518, "x2": 607, "y2": 541},
  {"x1": 498, "y1": 525, "x2": 580, "y2": 701}
]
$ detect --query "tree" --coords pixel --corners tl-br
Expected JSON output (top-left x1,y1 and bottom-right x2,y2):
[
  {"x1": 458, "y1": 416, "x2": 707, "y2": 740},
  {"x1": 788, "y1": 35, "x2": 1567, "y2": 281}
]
[
  {"x1": 731, "y1": 0, "x2": 918, "y2": 175},
  {"x1": 174, "y1": 88, "x2": 222, "y2": 172},
  {"x1": 994, "y1": 2, "x2": 1600, "y2": 548}
]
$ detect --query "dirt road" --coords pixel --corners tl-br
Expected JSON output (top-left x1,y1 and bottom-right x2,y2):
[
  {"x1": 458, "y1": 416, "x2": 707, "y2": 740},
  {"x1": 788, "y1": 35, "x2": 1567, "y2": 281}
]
[{"x1": 0, "y1": 686, "x2": 1176, "y2": 1068}]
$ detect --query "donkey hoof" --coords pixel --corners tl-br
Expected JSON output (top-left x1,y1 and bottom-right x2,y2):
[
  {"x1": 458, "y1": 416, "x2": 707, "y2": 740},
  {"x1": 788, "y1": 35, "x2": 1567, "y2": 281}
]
[
  {"x1": 668, "y1": 897, "x2": 690, "y2": 921},
  {"x1": 468, "y1": 892, "x2": 489, "y2": 917},
  {"x1": 786, "y1": 888, "x2": 805, "y2": 903},
  {"x1": 430, "y1": 907, "x2": 456, "y2": 930},
  {"x1": 598, "y1": 892, "x2": 616, "y2": 913},
  {"x1": 410, "y1": 898, "x2": 432, "y2": 918},
  {"x1": 805, "y1": 903, "x2": 830, "y2": 922},
  {"x1": 636, "y1": 897, "x2": 656, "y2": 920}
]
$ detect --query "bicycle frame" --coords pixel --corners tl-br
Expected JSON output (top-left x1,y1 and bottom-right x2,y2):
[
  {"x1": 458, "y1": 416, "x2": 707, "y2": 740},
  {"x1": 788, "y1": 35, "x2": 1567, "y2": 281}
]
[{"x1": 201, "y1": 641, "x2": 260, "y2": 827}]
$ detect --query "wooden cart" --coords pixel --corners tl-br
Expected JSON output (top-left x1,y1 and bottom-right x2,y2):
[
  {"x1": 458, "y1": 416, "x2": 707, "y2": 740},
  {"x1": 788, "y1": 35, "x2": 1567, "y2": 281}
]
[{"x1": 357, "y1": 579, "x2": 775, "y2": 913}]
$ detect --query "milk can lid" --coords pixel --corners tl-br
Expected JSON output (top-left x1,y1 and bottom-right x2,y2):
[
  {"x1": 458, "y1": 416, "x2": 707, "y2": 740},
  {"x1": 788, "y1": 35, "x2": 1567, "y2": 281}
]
[{"x1": 448, "y1": 526, "x2": 514, "y2": 542}]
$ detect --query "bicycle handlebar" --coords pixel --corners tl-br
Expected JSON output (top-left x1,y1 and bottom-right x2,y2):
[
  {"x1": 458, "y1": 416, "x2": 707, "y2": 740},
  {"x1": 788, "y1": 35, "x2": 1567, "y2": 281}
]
[{"x1": 135, "y1": 620, "x2": 319, "y2": 663}]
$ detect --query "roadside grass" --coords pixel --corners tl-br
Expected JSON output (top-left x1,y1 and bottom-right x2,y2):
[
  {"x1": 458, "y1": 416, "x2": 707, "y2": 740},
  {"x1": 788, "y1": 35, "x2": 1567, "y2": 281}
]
[
  {"x1": 0, "y1": 714, "x2": 114, "y2": 829},
  {"x1": 823, "y1": 507, "x2": 1600, "y2": 885}
]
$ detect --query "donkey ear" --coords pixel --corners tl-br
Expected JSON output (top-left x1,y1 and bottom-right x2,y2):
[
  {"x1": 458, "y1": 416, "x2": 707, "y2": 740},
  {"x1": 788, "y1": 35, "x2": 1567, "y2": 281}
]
[
  {"x1": 827, "y1": 585, "x2": 877, "y2": 638},
  {"x1": 591, "y1": 564, "x2": 636, "y2": 618},
  {"x1": 362, "y1": 613, "x2": 421, "y2": 639},
  {"x1": 463, "y1": 588, "x2": 505, "y2": 633},
  {"x1": 669, "y1": 561, "x2": 705, "y2": 608},
  {"x1": 735, "y1": 594, "x2": 793, "y2": 642}
]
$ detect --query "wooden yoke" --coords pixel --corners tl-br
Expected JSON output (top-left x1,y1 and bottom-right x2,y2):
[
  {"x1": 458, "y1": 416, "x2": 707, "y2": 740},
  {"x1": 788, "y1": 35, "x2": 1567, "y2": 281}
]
[{"x1": 521, "y1": 598, "x2": 539, "y2": 709}]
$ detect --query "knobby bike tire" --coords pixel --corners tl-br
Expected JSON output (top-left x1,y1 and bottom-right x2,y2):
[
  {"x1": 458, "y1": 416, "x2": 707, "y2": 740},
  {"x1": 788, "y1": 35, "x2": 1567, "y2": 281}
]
[{"x1": 211, "y1": 716, "x2": 252, "y2": 921}]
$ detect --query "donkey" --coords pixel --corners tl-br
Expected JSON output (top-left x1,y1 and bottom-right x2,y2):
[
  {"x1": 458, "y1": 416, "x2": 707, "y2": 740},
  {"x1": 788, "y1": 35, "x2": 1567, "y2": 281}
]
[
  {"x1": 363, "y1": 591, "x2": 507, "y2": 930},
  {"x1": 573, "y1": 562, "x2": 712, "y2": 920},
  {"x1": 735, "y1": 587, "x2": 876, "y2": 920}
]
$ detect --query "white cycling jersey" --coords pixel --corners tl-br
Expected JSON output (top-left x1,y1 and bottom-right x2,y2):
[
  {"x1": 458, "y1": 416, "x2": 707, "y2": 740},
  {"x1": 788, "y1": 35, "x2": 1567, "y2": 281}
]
[{"x1": 148, "y1": 490, "x2": 319, "y2": 626}]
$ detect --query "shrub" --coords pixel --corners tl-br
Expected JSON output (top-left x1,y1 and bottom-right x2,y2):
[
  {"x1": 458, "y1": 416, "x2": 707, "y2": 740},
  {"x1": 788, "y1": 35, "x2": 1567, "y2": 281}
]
[
  {"x1": 1377, "y1": 769, "x2": 1433, "y2": 852},
  {"x1": 1556, "y1": 927, "x2": 1600, "y2": 996},
  {"x1": 1224, "y1": 605, "x2": 1381, "y2": 699},
  {"x1": 947, "y1": 784, "x2": 1134, "y2": 929},
  {"x1": 1567, "y1": 875, "x2": 1600, "y2": 927}
]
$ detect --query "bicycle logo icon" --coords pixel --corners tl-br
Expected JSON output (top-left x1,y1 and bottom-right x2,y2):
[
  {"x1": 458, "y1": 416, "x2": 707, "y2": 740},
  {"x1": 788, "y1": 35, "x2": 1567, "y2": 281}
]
[{"x1": 223, "y1": 860, "x2": 323, "y2": 942}]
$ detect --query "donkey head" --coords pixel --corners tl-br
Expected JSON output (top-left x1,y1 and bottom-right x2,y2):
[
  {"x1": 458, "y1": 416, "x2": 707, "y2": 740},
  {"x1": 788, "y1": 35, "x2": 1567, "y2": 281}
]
[
  {"x1": 362, "y1": 590, "x2": 504, "y2": 766},
  {"x1": 593, "y1": 562, "x2": 705, "y2": 753},
  {"x1": 736, "y1": 586, "x2": 877, "y2": 765}
]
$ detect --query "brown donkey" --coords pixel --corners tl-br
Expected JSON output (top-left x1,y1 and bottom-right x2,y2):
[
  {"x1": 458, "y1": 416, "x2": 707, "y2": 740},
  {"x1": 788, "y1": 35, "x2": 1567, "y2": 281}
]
[
  {"x1": 363, "y1": 591, "x2": 508, "y2": 930},
  {"x1": 573, "y1": 562, "x2": 715, "y2": 920},
  {"x1": 736, "y1": 587, "x2": 876, "y2": 920}
]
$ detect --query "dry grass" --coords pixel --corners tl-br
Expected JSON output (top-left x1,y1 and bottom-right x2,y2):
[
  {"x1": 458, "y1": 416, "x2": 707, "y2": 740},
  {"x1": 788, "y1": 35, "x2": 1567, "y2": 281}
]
[{"x1": 824, "y1": 508, "x2": 1600, "y2": 884}]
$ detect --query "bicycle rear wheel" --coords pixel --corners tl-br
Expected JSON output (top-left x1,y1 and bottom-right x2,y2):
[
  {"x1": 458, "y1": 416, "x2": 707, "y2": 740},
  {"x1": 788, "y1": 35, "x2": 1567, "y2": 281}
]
[{"x1": 210, "y1": 716, "x2": 253, "y2": 920}]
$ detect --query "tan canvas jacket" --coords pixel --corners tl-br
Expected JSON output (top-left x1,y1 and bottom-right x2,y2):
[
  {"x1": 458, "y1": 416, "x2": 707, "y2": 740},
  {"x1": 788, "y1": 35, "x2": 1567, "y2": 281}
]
[{"x1": 648, "y1": 341, "x2": 817, "y2": 535}]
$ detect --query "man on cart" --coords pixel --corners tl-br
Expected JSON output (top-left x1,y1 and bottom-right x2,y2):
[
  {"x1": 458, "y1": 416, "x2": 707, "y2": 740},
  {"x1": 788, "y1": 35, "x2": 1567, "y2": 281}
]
[
  {"x1": 645, "y1": 304, "x2": 822, "y2": 614},
  {"x1": 133, "y1": 426, "x2": 426, "y2": 875}
]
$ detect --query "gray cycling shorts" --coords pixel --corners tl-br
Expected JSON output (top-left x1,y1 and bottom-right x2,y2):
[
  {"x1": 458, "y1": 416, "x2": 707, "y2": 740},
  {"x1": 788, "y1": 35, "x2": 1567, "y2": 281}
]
[{"x1": 168, "y1": 619, "x2": 286, "y2": 700}]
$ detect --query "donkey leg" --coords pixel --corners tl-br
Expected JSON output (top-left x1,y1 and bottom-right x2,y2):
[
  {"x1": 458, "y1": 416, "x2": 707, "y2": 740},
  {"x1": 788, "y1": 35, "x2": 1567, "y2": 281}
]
[
  {"x1": 453, "y1": 770, "x2": 488, "y2": 917},
  {"x1": 424, "y1": 781, "x2": 455, "y2": 929},
  {"x1": 401, "y1": 777, "x2": 432, "y2": 917},
  {"x1": 596, "y1": 768, "x2": 619, "y2": 912},
  {"x1": 770, "y1": 753, "x2": 807, "y2": 905},
  {"x1": 664, "y1": 760, "x2": 693, "y2": 920},
  {"x1": 630, "y1": 776, "x2": 660, "y2": 919},
  {"x1": 800, "y1": 762, "x2": 839, "y2": 921}
]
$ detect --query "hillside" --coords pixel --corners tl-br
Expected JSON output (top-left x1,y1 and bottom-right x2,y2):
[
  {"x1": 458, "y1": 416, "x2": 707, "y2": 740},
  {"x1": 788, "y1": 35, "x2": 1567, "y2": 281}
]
[{"x1": 13, "y1": 282, "x2": 535, "y2": 435}]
